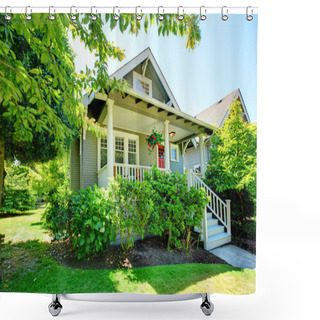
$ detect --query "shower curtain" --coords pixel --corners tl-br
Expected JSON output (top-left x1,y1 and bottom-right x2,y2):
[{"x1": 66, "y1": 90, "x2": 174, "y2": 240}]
[{"x1": 0, "y1": 10, "x2": 257, "y2": 296}]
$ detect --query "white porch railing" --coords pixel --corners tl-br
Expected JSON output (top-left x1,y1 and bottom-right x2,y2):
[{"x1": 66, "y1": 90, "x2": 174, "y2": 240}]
[
  {"x1": 98, "y1": 164, "x2": 167, "y2": 187},
  {"x1": 187, "y1": 169, "x2": 231, "y2": 246},
  {"x1": 114, "y1": 164, "x2": 167, "y2": 181}
]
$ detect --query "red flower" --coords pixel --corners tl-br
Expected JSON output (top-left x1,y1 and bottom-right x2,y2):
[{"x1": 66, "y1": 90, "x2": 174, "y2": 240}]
[
  {"x1": 149, "y1": 144, "x2": 151, "y2": 147},
  {"x1": 147, "y1": 135, "x2": 149, "y2": 137},
  {"x1": 148, "y1": 148, "x2": 150, "y2": 151},
  {"x1": 155, "y1": 137, "x2": 157, "y2": 140},
  {"x1": 157, "y1": 143, "x2": 159, "y2": 146}
]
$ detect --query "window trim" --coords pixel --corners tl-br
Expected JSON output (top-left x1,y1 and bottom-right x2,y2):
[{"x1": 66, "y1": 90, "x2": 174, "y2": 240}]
[
  {"x1": 98, "y1": 131, "x2": 140, "y2": 170},
  {"x1": 133, "y1": 71, "x2": 152, "y2": 97},
  {"x1": 170, "y1": 144, "x2": 179, "y2": 162}
]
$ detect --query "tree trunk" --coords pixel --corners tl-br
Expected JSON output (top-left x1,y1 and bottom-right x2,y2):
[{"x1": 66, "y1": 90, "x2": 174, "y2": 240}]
[
  {"x1": 235, "y1": 189, "x2": 244, "y2": 221},
  {"x1": 0, "y1": 140, "x2": 5, "y2": 208}
]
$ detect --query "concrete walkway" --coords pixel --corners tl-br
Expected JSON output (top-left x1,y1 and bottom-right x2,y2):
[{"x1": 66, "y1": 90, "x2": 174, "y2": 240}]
[{"x1": 210, "y1": 245, "x2": 256, "y2": 269}]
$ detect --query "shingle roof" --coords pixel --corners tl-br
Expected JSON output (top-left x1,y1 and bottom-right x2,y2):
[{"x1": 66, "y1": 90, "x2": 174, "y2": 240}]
[{"x1": 195, "y1": 89, "x2": 239, "y2": 127}]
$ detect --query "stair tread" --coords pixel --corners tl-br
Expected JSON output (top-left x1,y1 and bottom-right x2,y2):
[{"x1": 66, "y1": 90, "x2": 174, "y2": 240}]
[
  {"x1": 207, "y1": 224, "x2": 224, "y2": 231},
  {"x1": 207, "y1": 232, "x2": 231, "y2": 242}
]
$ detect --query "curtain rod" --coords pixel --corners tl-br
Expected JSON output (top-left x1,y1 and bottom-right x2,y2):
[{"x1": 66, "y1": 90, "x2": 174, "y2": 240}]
[{"x1": 0, "y1": 6, "x2": 258, "y2": 15}]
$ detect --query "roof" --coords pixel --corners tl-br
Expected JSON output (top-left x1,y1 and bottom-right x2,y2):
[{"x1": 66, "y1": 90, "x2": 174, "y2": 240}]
[
  {"x1": 195, "y1": 89, "x2": 250, "y2": 127},
  {"x1": 110, "y1": 47, "x2": 181, "y2": 110}
]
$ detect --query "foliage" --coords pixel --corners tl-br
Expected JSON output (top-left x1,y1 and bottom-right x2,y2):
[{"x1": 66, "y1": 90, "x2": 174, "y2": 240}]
[
  {"x1": 31, "y1": 155, "x2": 70, "y2": 199},
  {"x1": 146, "y1": 128, "x2": 164, "y2": 154},
  {"x1": 110, "y1": 178, "x2": 154, "y2": 252},
  {"x1": 0, "y1": 188, "x2": 37, "y2": 214},
  {"x1": 0, "y1": 13, "x2": 201, "y2": 207},
  {"x1": 0, "y1": 162, "x2": 37, "y2": 214},
  {"x1": 70, "y1": 186, "x2": 117, "y2": 260},
  {"x1": 43, "y1": 185, "x2": 73, "y2": 241},
  {"x1": 144, "y1": 167, "x2": 208, "y2": 253},
  {"x1": 205, "y1": 100, "x2": 257, "y2": 226}
]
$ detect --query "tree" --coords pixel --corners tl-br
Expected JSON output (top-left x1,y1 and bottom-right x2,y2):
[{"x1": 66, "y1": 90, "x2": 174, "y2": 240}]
[
  {"x1": 205, "y1": 100, "x2": 257, "y2": 217},
  {"x1": 0, "y1": 13, "x2": 202, "y2": 206}
]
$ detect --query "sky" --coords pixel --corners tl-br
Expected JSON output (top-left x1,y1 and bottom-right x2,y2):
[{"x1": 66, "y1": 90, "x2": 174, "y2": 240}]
[{"x1": 73, "y1": 14, "x2": 257, "y2": 122}]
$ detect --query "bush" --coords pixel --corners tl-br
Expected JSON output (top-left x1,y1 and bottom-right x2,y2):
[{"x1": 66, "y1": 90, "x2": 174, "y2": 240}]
[
  {"x1": 43, "y1": 186, "x2": 73, "y2": 240},
  {"x1": 0, "y1": 188, "x2": 37, "y2": 214},
  {"x1": 0, "y1": 162, "x2": 37, "y2": 214},
  {"x1": 71, "y1": 186, "x2": 117, "y2": 260},
  {"x1": 144, "y1": 167, "x2": 208, "y2": 253},
  {"x1": 110, "y1": 178, "x2": 154, "y2": 252}
]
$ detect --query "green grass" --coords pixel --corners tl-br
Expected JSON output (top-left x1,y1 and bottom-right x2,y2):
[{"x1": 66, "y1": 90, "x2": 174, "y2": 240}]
[
  {"x1": 1, "y1": 241, "x2": 255, "y2": 295},
  {"x1": 0, "y1": 204, "x2": 51, "y2": 243}
]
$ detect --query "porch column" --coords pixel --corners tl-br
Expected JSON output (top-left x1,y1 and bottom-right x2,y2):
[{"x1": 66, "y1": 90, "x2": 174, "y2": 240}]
[
  {"x1": 164, "y1": 120, "x2": 170, "y2": 171},
  {"x1": 106, "y1": 99, "x2": 115, "y2": 183},
  {"x1": 199, "y1": 133, "x2": 206, "y2": 176}
]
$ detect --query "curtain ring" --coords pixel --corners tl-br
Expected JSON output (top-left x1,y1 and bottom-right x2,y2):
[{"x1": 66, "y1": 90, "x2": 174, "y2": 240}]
[
  {"x1": 158, "y1": 6, "x2": 164, "y2": 21},
  {"x1": 49, "y1": 6, "x2": 55, "y2": 21},
  {"x1": 70, "y1": 6, "x2": 77, "y2": 21},
  {"x1": 221, "y1": 6, "x2": 228, "y2": 21},
  {"x1": 25, "y1": 6, "x2": 32, "y2": 20},
  {"x1": 135, "y1": 6, "x2": 142, "y2": 21},
  {"x1": 90, "y1": 6, "x2": 97, "y2": 21},
  {"x1": 246, "y1": 6, "x2": 253, "y2": 21},
  {"x1": 200, "y1": 6, "x2": 207, "y2": 21},
  {"x1": 177, "y1": 6, "x2": 184, "y2": 21},
  {"x1": 5, "y1": 6, "x2": 12, "y2": 21},
  {"x1": 113, "y1": 6, "x2": 120, "y2": 21}
]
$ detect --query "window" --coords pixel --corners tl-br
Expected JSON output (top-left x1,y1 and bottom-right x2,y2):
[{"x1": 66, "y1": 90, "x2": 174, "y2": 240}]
[
  {"x1": 170, "y1": 144, "x2": 179, "y2": 162},
  {"x1": 99, "y1": 131, "x2": 139, "y2": 168},
  {"x1": 100, "y1": 137, "x2": 108, "y2": 168},
  {"x1": 194, "y1": 164, "x2": 201, "y2": 173},
  {"x1": 115, "y1": 136, "x2": 124, "y2": 164},
  {"x1": 133, "y1": 71, "x2": 152, "y2": 96},
  {"x1": 128, "y1": 139, "x2": 137, "y2": 165}
]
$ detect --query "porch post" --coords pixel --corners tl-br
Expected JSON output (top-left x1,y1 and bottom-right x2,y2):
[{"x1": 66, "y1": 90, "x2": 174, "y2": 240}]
[
  {"x1": 164, "y1": 120, "x2": 170, "y2": 171},
  {"x1": 106, "y1": 99, "x2": 114, "y2": 183},
  {"x1": 199, "y1": 133, "x2": 206, "y2": 176}
]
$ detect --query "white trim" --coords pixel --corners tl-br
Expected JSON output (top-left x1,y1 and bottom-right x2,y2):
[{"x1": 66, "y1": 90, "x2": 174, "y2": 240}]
[
  {"x1": 97, "y1": 137, "x2": 101, "y2": 170},
  {"x1": 170, "y1": 144, "x2": 179, "y2": 162},
  {"x1": 113, "y1": 130, "x2": 140, "y2": 165},
  {"x1": 133, "y1": 71, "x2": 152, "y2": 97}
]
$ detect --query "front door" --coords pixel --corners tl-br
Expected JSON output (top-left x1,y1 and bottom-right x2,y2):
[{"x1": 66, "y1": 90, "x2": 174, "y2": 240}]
[{"x1": 158, "y1": 145, "x2": 165, "y2": 169}]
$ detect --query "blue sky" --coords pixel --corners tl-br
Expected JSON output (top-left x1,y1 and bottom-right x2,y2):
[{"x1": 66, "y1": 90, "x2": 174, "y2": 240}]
[{"x1": 74, "y1": 14, "x2": 257, "y2": 122}]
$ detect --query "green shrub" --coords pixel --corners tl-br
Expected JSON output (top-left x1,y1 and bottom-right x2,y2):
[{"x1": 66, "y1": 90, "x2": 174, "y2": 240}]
[
  {"x1": 71, "y1": 186, "x2": 117, "y2": 260},
  {"x1": 144, "y1": 167, "x2": 208, "y2": 253},
  {"x1": 43, "y1": 186, "x2": 73, "y2": 240},
  {"x1": 0, "y1": 188, "x2": 37, "y2": 214},
  {"x1": 110, "y1": 177, "x2": 154, "y2": 252}
]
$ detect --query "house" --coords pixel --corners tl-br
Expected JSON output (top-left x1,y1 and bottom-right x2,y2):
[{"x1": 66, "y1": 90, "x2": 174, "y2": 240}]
[
  {"x1": 184, "y1": 89, "x2": 251, "y2": 175},
  {"x1": 70, "y1": 48, "x2": 214, "y2": 190},
  {"x1": 69, "y1": 47, "x2": 232, "y2": 251}
]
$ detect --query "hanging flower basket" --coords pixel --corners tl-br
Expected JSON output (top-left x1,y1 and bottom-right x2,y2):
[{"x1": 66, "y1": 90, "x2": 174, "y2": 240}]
[{"x1": 146, "y1": 128, "x2": 164, "y2": 154}]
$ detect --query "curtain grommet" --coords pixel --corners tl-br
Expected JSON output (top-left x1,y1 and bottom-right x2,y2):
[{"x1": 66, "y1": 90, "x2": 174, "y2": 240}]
[
  {"x1": 49, "y1": 6, "x2": 55, "y2": 21},
  {"x1": 221, "y1": 6, "x2": 228, "y2": 21},
  {"x1": 246, "y1": 6, "x2": 253, "y2": 21},
  {"x1": 200, "y1": 6, "x2": 207, "y2": 21},
  {"x1": 177, "y1": 6, "x2": 184, "y2": 21}
]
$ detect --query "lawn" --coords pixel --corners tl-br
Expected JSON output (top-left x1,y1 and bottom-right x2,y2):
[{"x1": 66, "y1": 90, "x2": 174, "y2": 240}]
[
  {"x1": 0, "y1": 204, "x2": 51, "y2": 243},
  {"x1": 0, "y1": 241, "x2": 255, "y2": 295},
  {"x1": 0, "y1": 205, "x2": 255, "y2": 295}
]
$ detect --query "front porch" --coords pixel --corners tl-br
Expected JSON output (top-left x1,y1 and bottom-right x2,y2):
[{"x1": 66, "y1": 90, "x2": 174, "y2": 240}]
[{"x1": 90, "y1": 88, "x2": 215, "y2": 188}]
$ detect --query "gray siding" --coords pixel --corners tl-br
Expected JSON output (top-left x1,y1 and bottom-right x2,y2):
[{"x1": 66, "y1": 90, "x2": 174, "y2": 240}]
[
  {"x1": 184, "y1": 147, "x2": 201, "y2": 171},
  {"x1": 139, "y1": 133, "x2": 157, "y2": 167},
  {"x1": 184, "y1": 144, "x2": 211, "y2": 171},
  {"x1": 70, "y1": 139, "x2": 80, "y2": 191},
  {"x1": 170, "y1": 145, "x2": 183, "y2": 174},
  {"x1": 81, "y1": 131, "x2": 98, "y2": 189}
]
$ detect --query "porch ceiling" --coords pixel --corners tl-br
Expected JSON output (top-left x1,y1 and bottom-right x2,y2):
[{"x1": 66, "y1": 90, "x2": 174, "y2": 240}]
[{"x1": 95, "y1": 89, "x2": 215, "y2": 144}]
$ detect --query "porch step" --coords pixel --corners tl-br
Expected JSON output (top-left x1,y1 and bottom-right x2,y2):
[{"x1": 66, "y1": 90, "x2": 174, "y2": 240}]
[
  {"x1": 199, "y1": 225, "x2": 225, "y2": 241},
  {"x1": 205, "y1": 232, "x2": 231, "y2": 251}
]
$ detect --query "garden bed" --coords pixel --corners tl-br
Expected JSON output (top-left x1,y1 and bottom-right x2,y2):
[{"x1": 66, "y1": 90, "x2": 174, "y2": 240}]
[
  {"x1": 50, "y1": 235, "x2": 229, "y2": 270},
  {"x1": 232, "y1": 237, "x2": 256, "y2": 255}
]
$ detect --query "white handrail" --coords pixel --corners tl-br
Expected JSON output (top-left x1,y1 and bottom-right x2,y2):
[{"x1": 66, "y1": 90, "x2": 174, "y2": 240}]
[
  {"x1": 188, "y1": 170, "x2": 230, "y2": 231},
  {"x1": 114, "y1": 164, "x2": 166, "y2": 181}
]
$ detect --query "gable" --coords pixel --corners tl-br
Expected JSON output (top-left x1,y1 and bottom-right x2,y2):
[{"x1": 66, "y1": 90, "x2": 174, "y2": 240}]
[
  {"x1": 110, "y1": 48, "x2": 180, "y2": 110},
  {"x1": 196, "y1": 89, "x2": 250, "y2": 128}
]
